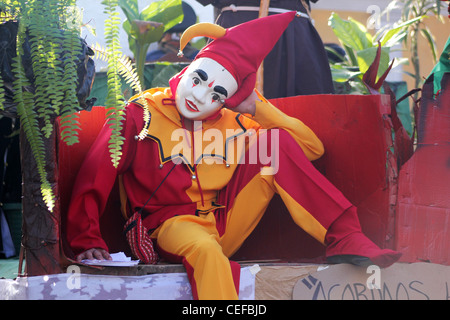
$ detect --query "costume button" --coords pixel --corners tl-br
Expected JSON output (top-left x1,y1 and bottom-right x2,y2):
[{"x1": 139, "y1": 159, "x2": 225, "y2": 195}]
[
  {"x1": 159, "y1": 164, "x2": 164, "y2": 169},
  {"x1": 191, "y1": 174, "x2": 196, "y2": 179}
]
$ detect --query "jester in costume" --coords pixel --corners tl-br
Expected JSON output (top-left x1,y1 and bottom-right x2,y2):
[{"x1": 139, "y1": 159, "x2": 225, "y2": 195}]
[{"x1": 67, "y1": 12, "x2": 401, "y2": 299}]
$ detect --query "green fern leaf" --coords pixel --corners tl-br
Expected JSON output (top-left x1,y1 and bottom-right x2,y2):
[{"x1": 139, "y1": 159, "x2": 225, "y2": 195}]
[
  {"x1": 101, "y1": 0, "x2": 127, "y2": 168},
  {"x1": 13, "y1": 20, "x2": 55, "y2": 211},
  {"x1": 58, "y1": 25, "x2": 82, "y2": 145}
]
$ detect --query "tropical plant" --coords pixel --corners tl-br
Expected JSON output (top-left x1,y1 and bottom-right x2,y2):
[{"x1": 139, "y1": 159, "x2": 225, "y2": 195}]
[
  {"x1": 0, "y1": 0, "x2": 144, "y2": 211},
  {"x1": 383, "y1": 0, "x2": 447, "y2": 89},
  {"x1": 0, "y1": 0, "x2": 95, "y2": 210},
  {"x1": 0, "y1": 0, "x2": 154, "y2": 275},
  {"x1": 327, "y1": 12, "x2": 422, "y2": 94},
  {"x1": 118, "y1": 0, "x2": 183, "y2": 90},
  {"x1": 100, "y1": 0, "x2": 128, "y2": 168}
]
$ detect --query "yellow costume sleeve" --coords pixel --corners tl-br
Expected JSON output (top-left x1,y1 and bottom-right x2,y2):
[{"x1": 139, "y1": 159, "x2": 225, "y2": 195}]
[{"x1": 248, "y1": 93, "x2": 324, "y2": 161}]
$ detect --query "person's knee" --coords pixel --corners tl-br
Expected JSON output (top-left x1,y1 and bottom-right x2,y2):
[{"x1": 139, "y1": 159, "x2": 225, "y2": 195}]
[
  {"x1": 186, "y1": 236, "x2": 227, "y2": 265},
  {"x1": 192, "y1": 235, "x2": 222, "y2": 255},
  {"x1": 158, "y1": 230, "x2": 223, "y2": 263}
]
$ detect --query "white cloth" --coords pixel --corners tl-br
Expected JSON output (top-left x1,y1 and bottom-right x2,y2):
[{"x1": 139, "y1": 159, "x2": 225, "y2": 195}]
[{"x1": 0, "y1": 265, "x2": 257, "y2": 300}]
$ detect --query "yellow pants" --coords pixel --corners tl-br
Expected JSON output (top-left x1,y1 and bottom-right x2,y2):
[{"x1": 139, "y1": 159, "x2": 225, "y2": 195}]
[
  {"x1": 156, "y1": 172, "x2": 276, "y2": 300},
  {"x1": 155, "y1": 130, "x2": 352, "y2": 299}
]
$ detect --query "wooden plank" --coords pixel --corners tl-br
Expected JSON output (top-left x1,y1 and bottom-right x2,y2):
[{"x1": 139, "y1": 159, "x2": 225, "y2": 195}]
[{"x1": 255, "y1": 0, "x2": 271, "y2": 94}]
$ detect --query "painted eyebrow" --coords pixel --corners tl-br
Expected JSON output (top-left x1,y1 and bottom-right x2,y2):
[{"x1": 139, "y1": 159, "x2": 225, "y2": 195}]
[
  {"x1": 214, "y1": 85, "x2": 228, "y2": 97},
  {"x1": 194, "y1": 69, "x2": 208, "y2": 81}
]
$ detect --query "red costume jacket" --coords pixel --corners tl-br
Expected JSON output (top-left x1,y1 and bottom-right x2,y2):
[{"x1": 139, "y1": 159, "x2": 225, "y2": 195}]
[{"x1": 66, "y1": 88, "x2": 324, "y2": 255}]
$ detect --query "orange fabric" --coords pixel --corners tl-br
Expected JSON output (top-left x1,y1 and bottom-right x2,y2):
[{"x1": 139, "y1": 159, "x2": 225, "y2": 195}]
[
  {"x1": 133, "y1": 93, "x2": 327, "y2": 300},
  {"x1": 219, "y1": 172, "x2": 275, "y2": 257},
  {"x1": 154, "y1": 132, "x2": 329, "y2": 299},
  {"x1": 129, "y1": 88, "x2": 324, "y2": 212},
  {"x1": 274, "y1": 180, "x2": 327, "y2": 245},
  {"x1": 155, "y1": 161, "x2": 329, "y2": 299},
  {"x1": 156, "y1": 213, "x2": 239, "y2": 300},
  {"x1": 219, "y1": 166, "x2": 327, "y2": 258}
]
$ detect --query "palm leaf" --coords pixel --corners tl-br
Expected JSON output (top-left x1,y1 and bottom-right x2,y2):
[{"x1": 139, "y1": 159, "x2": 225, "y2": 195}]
[
  {"x1": 328, "y1": 12, "x2": 372, "y2": 52},
  {"x1": 140, "y1": 0, "x2": 183, "y2": 33},
  {"x1": 378, "y1": 16, "x2": 424, "y2": 47},
  {"x1": 419, "y1": 26, "x2": 438, "y2": 64}
]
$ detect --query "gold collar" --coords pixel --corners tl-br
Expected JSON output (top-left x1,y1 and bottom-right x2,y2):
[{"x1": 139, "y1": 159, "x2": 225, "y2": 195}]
[{"x1": 129, "y1": 88, "x2": 249, "y2": 173}]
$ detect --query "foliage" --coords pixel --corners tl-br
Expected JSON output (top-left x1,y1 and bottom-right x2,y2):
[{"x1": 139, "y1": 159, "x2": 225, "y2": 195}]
[
  {"x1": 101, "y1": 0, "x2": 126, "y2": 168},
  {"x1": 327, "y1": 12, "x2": 421, "y2": 94},
  {"x1": 118, "y1": 0, "x2": 183, "y2": 90},
  {"x1": 92, "y1": 41, "x2": 150, "y2": 142},
  {"x1": 0, "y1": 0, "x2": 172, "y2": 210},
  {"x1": 0, "y1": 0, "x2": 87, "y2": 211},
  {"x1": 383, "y1": 0, "x2": 447, "y2": 89},
  {"x1": 427, "y1": 36, "x2": 450, "y2": 96}
]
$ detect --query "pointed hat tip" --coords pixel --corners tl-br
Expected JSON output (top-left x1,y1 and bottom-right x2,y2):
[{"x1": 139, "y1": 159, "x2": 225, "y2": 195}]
[{"x1": 179, "y1": 22, "x2": 226, "y2": 54}]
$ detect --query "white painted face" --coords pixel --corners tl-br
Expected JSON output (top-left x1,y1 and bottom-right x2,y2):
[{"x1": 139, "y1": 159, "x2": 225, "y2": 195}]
[{"x1": 175, "y1": 57, "x2": 238, "y2": 120}]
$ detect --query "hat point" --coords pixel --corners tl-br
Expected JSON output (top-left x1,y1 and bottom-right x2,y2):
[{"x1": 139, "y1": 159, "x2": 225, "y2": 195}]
[{"x1": 176, "y1": 11, "x2": 296, "y2": 107}]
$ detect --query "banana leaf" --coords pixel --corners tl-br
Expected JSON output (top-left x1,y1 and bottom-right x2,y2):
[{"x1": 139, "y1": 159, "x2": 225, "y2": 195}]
[
  {"x1": 119, "y1": 0, "x2": 183, "y2": 90},
  {"x1": 427, "y1": 35, "x2": 450, "y2": 96}
]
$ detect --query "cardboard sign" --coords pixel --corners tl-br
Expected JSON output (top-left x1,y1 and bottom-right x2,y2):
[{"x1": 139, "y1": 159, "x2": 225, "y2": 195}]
[{"x1": 293, "y1": 263, "x2": 449, "y2": 300}]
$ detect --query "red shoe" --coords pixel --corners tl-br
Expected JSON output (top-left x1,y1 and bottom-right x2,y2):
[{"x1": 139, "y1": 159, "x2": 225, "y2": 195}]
[{"x1": 325, "y1": 207, "x2": 402, "y2": 268}]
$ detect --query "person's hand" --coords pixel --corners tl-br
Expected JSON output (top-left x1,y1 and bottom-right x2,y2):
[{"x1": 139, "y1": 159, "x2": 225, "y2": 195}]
[
  {"x1": 76, "y1": 248, "x2": 112, "y2": 262},
  {"x1": 231, "y1": 90, "x2": 260, "y2": 116}
]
